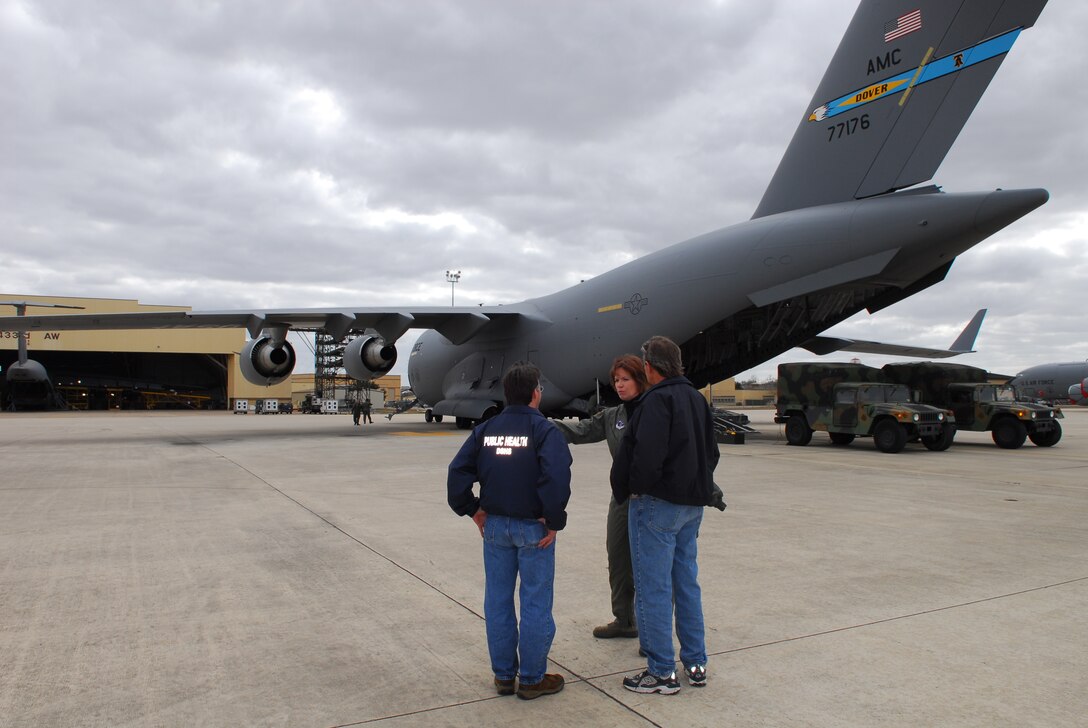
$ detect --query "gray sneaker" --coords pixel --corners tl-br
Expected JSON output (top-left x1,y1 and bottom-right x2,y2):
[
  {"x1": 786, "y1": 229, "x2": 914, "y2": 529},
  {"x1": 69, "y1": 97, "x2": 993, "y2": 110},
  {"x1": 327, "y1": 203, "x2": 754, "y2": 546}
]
[
  {"x1": 685, "y1": 664, "x2": 707, "y2": 687},
  {"x1": 622, "y1": 670, "x2": 681, "y2": 695}
]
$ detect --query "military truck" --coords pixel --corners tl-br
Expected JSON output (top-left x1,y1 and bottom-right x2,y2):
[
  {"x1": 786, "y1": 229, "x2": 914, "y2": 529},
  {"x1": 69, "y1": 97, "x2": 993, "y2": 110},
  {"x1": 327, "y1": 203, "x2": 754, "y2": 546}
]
[
  {"x1": 882, "y1": 362, "x2": 1063, "y2": 448},
  {"x1": 775, "y1": 363, "x2": 954, "y2": 453}
]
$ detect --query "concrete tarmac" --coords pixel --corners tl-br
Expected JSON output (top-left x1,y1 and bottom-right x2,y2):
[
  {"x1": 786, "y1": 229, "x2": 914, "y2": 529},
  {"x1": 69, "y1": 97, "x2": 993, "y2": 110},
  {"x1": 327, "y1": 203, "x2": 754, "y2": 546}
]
[{"x1": 1, "y1": 407, "x2": 1085, "y2": 727}]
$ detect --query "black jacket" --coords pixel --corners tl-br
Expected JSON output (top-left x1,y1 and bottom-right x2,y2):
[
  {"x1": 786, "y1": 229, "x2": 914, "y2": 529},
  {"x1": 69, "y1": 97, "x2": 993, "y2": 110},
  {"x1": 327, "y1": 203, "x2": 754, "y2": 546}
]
[
  {"x1": 610, "y1": 376, "x2": 720, "y2": 507},
  {"x1": 447, "y1": 405, "x2": 572, "y2": 531}
]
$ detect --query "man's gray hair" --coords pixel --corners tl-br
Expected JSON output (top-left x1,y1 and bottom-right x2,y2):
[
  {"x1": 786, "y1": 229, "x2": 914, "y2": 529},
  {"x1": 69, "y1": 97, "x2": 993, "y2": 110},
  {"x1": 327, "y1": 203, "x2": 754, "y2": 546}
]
[{"x1": 641, "y1": 336, "x2": 683, "y2": 378}]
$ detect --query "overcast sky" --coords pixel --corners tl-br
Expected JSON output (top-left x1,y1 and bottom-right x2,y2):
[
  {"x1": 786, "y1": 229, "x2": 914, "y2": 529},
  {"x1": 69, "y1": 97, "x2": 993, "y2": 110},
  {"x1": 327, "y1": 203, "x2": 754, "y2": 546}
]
[{"x1": 2, "y1": 0, "x2": 1085, "y2": 383}]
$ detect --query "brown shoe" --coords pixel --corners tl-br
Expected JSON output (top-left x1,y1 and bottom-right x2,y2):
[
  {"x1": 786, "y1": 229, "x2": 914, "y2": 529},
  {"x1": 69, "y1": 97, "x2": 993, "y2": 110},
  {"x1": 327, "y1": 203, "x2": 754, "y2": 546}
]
[
  {"x1": 592, "y1": 620, "x2": 638, "y2": 639},
  {"x1": 517, "y1": 673, "x2": 564, "y2": 700},
  {"x1": 494, "y1": 677, "x2": 516, "y2": 696}
]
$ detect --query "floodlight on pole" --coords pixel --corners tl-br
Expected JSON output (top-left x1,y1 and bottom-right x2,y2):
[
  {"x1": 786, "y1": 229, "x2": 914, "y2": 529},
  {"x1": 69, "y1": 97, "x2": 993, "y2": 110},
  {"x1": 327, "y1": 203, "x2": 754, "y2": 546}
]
[{"x1": 445, "y1": 270, "x2": 461, "y2": 306}]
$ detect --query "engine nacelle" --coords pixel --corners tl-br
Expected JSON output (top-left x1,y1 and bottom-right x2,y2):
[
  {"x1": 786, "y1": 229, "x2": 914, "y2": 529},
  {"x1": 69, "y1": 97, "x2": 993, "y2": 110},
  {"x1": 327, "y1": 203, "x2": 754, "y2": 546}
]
[
  {"x1": 239, "y1": 337, "x2": 297, "y2": 386},
  {"x1": 6, "y1": 359, "x2": 50, "y2": 383},
  {"x1": 343, "y1": 335, "x2": 398, "y2": 380},
  {"x1": 1069, "y1": 378, "x2": 1088, "y2": 406}
]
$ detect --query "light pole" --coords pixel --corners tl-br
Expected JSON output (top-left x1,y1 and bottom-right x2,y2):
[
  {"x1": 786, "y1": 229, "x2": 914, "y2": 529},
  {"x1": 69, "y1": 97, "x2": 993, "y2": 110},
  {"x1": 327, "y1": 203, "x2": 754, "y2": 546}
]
[{"x1": 445, "y1": 270, "x2": 461, "y2": 306}]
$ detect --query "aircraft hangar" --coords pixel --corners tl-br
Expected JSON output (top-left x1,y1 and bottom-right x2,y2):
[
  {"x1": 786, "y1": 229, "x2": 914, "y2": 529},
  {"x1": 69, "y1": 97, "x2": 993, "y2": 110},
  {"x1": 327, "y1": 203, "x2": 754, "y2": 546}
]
[{"x1": 0, "y1": 293, "x2": 291, "y2": 410}]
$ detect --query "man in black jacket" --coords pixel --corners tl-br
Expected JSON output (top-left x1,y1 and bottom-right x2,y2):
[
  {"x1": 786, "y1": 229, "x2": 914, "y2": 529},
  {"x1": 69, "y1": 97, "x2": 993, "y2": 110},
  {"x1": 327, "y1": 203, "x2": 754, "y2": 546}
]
[
  {"x1": 611, "y1": 336, "x2": 720, "y2": 695},
  {"x1": 448, "y1": 362, "x2": 572, "y2": 700}
]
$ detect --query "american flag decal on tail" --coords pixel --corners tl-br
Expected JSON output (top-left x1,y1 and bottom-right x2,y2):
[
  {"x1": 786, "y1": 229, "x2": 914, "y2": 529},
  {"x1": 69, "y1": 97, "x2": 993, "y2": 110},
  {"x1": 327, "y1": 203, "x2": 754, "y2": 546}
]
[{"x1": 885, "y1": 9, "x2": 921, "y2": 42}]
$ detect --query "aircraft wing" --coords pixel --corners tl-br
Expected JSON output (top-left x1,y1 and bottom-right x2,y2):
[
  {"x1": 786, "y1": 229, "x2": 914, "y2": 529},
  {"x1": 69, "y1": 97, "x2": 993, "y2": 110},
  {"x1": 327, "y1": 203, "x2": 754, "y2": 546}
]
[
  {"x1": 0, "y1": 306, "x2": 544, "y2": 345},
  {"x1": 801, "y1": 308, "x2": 986, "y2": 359}
]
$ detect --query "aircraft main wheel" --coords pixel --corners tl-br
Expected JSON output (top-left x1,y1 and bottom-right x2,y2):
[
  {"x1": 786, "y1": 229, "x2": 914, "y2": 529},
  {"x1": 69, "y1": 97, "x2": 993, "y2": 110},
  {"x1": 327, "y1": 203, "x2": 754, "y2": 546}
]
[
  {"x1": 434, "y1": 415, "x2": 443, "y2": 423},
  {"x1": 829, "y1": 432, "x2": 855, "y2": 446},
  {"x1": 455, "y1": 416, "x2": 473, "y2": 430},
  {"x1": 873, "y1": 419, "x2": 907, "y2": 453},
  {"x1": 784, "y1": 415, "x2": 812, "y2": 446},
  {"x1": 425, "y1": 409, "x2": 434, "y2": 423},
  {"x1": 480, "y1": 406, "x2": 499, "y2": 422},
  {"x1": 1028, "y1": 422, "x2": 1062, "y2": 447},
  {"x1": 992, "y1": 418, "x2": 1027, "y2": 449},
  {"x1": 922, "y1": 424, "x2": 956, "y2": 452}
]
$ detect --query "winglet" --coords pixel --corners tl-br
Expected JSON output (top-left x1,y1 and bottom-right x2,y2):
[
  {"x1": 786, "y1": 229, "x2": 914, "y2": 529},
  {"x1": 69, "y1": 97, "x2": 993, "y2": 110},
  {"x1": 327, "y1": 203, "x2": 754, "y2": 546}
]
[{"x1": 949, "y1": 308, "x2": 986, "y2": 353}]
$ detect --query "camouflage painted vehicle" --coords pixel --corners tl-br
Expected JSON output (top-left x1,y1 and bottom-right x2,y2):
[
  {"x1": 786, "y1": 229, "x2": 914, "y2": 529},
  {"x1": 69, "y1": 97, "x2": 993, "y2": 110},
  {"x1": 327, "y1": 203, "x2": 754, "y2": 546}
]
[
  {"x1": 775, "y1": 363, "x2": 954, "y2": 453},
  {"x1": 882, "y1": 362, "x2": 1063, "y2": 448}
]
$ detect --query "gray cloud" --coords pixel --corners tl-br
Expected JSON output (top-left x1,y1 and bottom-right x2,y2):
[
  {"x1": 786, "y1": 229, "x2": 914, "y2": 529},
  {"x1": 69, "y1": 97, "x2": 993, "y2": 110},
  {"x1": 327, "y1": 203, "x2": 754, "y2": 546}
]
[{"x1": 1, "y1": 1, "x2": 1084, "y2": 381}]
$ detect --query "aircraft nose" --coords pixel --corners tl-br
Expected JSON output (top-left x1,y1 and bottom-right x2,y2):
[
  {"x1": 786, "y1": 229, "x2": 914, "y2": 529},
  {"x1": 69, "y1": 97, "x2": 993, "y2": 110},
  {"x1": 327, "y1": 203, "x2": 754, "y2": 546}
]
[{"x1": 974, "y1": 188, "x2": 1049, "y2": 237}]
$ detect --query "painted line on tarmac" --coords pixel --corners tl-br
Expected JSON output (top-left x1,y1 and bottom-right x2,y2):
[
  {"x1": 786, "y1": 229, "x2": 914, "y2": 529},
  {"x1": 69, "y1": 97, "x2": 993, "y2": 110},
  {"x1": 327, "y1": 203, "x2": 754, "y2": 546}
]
[{"x1": 390, "y1": 431, "x2": 461, "y2": 437}]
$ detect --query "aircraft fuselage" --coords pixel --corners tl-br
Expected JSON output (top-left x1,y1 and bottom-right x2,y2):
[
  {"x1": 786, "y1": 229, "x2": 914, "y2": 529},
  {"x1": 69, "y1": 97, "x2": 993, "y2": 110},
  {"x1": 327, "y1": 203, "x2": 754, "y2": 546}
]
[{"x1": 409, "y1": 186, "x2": 1047, "y2": 417}]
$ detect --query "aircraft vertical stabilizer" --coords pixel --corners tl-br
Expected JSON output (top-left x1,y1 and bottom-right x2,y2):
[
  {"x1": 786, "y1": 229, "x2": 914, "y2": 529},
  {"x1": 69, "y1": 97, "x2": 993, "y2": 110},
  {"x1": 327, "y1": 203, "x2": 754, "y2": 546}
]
[{"x1": 753, "y1": 0, "x2": 1047, "y2": 219}]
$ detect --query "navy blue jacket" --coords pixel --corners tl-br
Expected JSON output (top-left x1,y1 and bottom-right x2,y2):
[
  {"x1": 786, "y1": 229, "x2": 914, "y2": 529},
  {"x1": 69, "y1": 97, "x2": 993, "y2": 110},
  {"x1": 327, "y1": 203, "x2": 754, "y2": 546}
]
[
  {"x1": 610, "y1": 376, "x2": 720, "y2": 506},
  {"x1": 447, "y1": 405, "x2": 573, "y2": 531}
]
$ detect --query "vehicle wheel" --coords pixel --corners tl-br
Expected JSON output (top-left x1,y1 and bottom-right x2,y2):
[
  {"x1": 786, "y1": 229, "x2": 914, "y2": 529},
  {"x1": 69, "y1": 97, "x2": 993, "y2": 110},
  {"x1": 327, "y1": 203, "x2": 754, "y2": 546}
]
[
  {"x1": 922, "y1": 424, "x2": 956, "y2": 451},
  {"x1": 434, "y1": 414, "x2": 443, "y2": 423},
  {"x1": 873, "y1": 419, "x2": 907, "y2": 453},
  {"x1": 425, "y1": 409, "x2": 434, "y2": 423},
  {"x1": 1028, "y1": 422, "x2": 1062, "y2": 447},
  {"x1": 785, "y1": 415, "x2": 812, "y2": 446},
  {"x1": 829, "y1": 432, "x2": 855, "y2": 446},
  {"x1": 992, "y1": 418, "x2": 1027, "y2": 449}
]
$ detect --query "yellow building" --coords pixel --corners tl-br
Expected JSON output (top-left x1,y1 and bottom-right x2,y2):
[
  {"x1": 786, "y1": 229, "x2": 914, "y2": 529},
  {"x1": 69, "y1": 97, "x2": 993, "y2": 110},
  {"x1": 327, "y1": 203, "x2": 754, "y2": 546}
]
[
  {"x1": 698, "y1": 378, "x2": 776, "y2": 408},
  {"x1": 1, "y1": 294, "x2": 291, "y2": 410}
]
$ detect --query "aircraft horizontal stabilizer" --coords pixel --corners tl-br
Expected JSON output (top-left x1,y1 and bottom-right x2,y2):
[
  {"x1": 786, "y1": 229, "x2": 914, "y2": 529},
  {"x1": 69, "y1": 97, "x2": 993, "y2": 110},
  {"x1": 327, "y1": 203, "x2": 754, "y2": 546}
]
[{"x1": 801, "y1": 308, "x2": 986, "y2": 359}]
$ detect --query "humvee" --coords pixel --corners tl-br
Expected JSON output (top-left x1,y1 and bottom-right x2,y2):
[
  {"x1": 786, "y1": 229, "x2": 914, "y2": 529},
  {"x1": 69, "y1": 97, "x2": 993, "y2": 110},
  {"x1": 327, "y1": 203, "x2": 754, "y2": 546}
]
[
  {"x1": 882, "y1": 362, "x2": 1063, "y2": 448},
  {"x1": 775, "y1": 363, "x2": 954, "y2": 453}
]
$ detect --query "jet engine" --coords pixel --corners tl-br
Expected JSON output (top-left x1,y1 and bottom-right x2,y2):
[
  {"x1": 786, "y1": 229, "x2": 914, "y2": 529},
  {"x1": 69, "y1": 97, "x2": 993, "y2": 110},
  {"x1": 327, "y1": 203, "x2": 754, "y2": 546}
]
[
  {"x1": 343, "y1": 335, "x2": 398, "y2": 380},
  {"x1": 239, "y1": 336, "x2": 297, "y2": 386},
  {"x1": 1069, "y1": 378, "x2": 1088, "y2": 406}
]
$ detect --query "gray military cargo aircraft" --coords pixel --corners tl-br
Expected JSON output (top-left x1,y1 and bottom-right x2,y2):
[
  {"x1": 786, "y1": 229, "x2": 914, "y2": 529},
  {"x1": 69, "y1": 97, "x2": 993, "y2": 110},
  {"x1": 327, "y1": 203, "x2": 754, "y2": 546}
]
[
  {"x1": 0, "y1": 0, "x2": 1051, "y2": 426},
  {"x1": 1009, "y1": 361, "x2": 1088, "y2": 406}
]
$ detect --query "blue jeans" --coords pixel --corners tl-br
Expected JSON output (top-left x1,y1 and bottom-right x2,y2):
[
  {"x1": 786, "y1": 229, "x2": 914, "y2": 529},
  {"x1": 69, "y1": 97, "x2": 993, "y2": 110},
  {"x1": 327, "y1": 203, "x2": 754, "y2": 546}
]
[
  {"x1": 483, "y1": 515, "x2": 556, "y2": 685},
  {"x1": 629, "y1": 495, "x2": 707, "y2": 677}
]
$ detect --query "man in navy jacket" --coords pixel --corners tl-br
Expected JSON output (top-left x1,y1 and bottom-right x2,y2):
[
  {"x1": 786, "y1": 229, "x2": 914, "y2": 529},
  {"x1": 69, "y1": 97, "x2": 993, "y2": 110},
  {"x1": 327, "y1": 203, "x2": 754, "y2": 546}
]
[
  {"x1": 611, "y1": 336, "x2": 720, "y2": 695},
  {"x1": 448, "y1": 362, "x2": 572, "y2": 700}
]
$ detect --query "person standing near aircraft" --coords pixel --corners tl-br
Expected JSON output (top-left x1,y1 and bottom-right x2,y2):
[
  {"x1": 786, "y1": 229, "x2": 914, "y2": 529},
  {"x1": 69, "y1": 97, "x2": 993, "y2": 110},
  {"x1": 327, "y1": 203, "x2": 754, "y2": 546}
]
[
  {"x1": 361, "y1": 398, "x2": 373, "y2": 423},
  {"x1": 447, "y1": 362, "x2": 573, "y2": 700},
  {"x1": 351, "y1": 400, "x2": 362, "y2": 426},
  {"x1": 555, "y1": 354, "x2": 727, "y2": 643},
  {"x1": 553, "y1": 354, "x2": 647, "y2": 641},
  {"x1": 611, "y1": 336, "x2": 720, "y2": 694}
]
